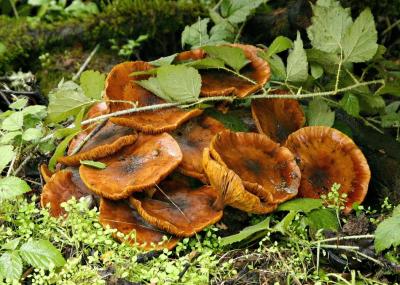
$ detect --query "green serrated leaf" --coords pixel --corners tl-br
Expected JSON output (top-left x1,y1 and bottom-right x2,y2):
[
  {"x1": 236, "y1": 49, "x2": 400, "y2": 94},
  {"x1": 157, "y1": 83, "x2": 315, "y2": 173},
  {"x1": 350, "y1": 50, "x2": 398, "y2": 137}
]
[
  {"x1": 157, "y1": 65, "x2": 201, "y2": 103},
  {"x1": 307, "y1": 0, "x2": 352, "y2": 53},
  {"x1": 209, "y1": 21, "x2": 235, "y2": 44},
  {"x1": 310, "y1": 63, "x2": 324, "y2": 79},
  {"x1": 306, "y1": 49, "x2": 339, "y2": 74},
  {"x1": 0, "y1": 131, "x2": 21, "y2": 144},
  {"x1": 286, "y1": 32, "x2": 308, "y2": 82},
  {"x1": 380, "y1": 113, "x2": 400, "y2": 128},
  {"x1": 20, "y1": 240, "x2": 66, "y2": 269},
  {"x1": 2, "y1": 111, "x2": 24, "y2": 131},
  {"x1": 185, "y1": 58, "x2": 225, "y2": 69},
  {"x1": 47, "y1": 81, "x2": 93, "y2": 123},
  {"x1": 22, "y1": 105, "x2": 47, "y2": 117},
  {"x1": 137, "y1": 77, "x2": 172, "y2": 102},
  {"x1": 22, "y1": 128, "x2": 43, "y2": 141},
  {"x1": 385, "y1": 102, "x2": 400, "y2": 114},
  {"x1": 80, "y1": 70, "x2": 105, "y2": 100},
  {"x1": 376, "y1": 83, "x2": 400, "y2": 97},
  {"x1": 149, "y1": 54, "x2": 177, "y2": 66},
  {"x1": 0, "y1": 145, "x2": 15, "y2": 174},
  {"x1": 220, "y1": 0, "x2": 265, "y2": 24},
  {"x1": 205, "y1": 109, "x2": 249, "y2": 132},
  {"x1": 181, "y1": 18, "x2": 210, "y2": 48},
  {"x1": 307, "y1": 98, "x2": 335, "y2": 127},
  {"x1": 340, "y1": 93, "x2": 360, "y2": 117},
  {"x1": 80, "y1": 160, "x2": 107, "y2": 169},
  {"x1": 266, "y1": 36, "x2": 292, "y2": 57},
  {"x1": 343, "y1": 8, "x2": 378, "y2": 63},
  {"x1": 358, "y1": 93, "x2": 385, "y2": 114},
  {"x1": 9, "y1": 98, "x2": 28, "y2": 110},
  {"x1": 2, "y1": 238, "x2": 21, "y2": 250},
  {"x1": 375, "y1": 214, "x2": 400, "y2": 253},
  {"x1": 220, "y1": 217, "x2": 270, "y2": 246},
  {"x1": 203, "y1": 45, "x2": 249, "y2": 72},
  {"x1": 307, "y1": 208, "x2": 339, "y2": 232},
  {"x1": 0, "y1": 176, "x2": 31, "y2": 200},
  {"x1": 277, "y1": 198, "x2": 323, "y2": 213},
  {"x1": 0, "y1": 252, "x2": 22, "y2": 281},
  {"x1": 264, "y1": 54, "x2": 286, "y2": 81}
]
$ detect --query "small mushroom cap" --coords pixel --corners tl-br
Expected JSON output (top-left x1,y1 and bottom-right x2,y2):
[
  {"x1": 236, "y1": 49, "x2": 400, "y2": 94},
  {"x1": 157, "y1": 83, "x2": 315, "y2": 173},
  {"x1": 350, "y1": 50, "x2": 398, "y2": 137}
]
[
  {"x1": 284, "y1": 126, "x2": 371, "y2": 213},
  {"x1": 85, "y1": 102, "x2": 109, "y2": 122},
  {"x1": 129, "y1": 179, "x2": 223, "y2": 237},
  {"x1": 59, "y1": 122, "x2": 138, "y2": 166},
  {"x1": 79, "y1": 132, "x2": 182, "y2": 200},
  {"x1": 201, "y1": 44, "x2": 270, "y2": 98},
  {"x1": 172, "y1": 116, "x2": 226, "y2": 182},
  {"x1": 202, "y1": 148, "x2": 277, "y2": 214},
  {"x1": 99, "y1": 198, "x2": 179, "y2": 250},
  {"x1": 105, "y1": 61, "x2": 202, "y2": 133},
  {"x1": 251, "y1": 96, "x2": 305, "y2": 143},
  {"x1": 210, "y1": 131, "x2": 300, "y2": 204},
  {"x1": 39, "y1": 164, "x2": 53, "y2": 183},
  {"x1": 41, "y1": 168, "x2": 92, "y2": 217}
]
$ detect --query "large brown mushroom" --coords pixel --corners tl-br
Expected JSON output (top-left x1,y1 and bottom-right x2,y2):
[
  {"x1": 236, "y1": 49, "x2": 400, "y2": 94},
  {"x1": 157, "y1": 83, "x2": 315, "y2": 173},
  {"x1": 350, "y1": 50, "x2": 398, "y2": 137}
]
[
  {"x1": 41, "y1": 168, "x2": 92, "y2": 217},
  {"x1": 105, "y1": 61, "x2": 202, "y2": 133},
  {"x1": 251, "y1": 95, "x2": 305, "y2": 143},
  {"x1": 202, "y1": 148, "x2": 277, "y2": 214},
  {"x1": 177, "y1": 44, "x2": 270, "y2": 98},
  {"x1": 59, "y1": 122, "x2": 138, "y2": 166},
  {"x1": 130, "y1": 179, "x2": 223, "y2": 237},
  {"x1": 284, "y1": 126, "x2": 371, "y2": 213},
  {"x1": 79, "y1": 132, "x2": 182, "y2": 200},
  {"x1": 99, "y1": 198, "x2": 179, "y2": 250},
  {"x1": 172, "y1": 115, "x2": 226, "y2": 182},
  {"x1": 209, "y1": 131, "x2": 301, "y2": 204}
]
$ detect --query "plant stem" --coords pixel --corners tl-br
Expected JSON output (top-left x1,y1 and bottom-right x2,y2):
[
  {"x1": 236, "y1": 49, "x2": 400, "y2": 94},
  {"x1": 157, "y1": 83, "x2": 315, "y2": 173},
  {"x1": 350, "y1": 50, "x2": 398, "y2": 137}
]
[
  {"x1": 9, "y1": 0, "x2": 19, "y2": 19},
  {"x1": 69, "y1": 119, "x2": 108, "y2": 155},
  {"x1": 72, "y1": 44, "x2": 100, "y2": 81},
  {"x1": 311, "y1": 234, "x2": 375, "y2": 244},
  {"x1": 221, "y1": 67, "x2": 257, "y2": 85}
]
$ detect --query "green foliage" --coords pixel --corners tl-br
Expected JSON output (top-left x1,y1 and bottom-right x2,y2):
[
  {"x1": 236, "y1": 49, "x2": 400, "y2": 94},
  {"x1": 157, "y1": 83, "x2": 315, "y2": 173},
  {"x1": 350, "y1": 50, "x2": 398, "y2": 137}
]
[
  {"x1": 80, "y1": 70, "x2": 105, "y2": 100},
  {"x1": 306, "y1": 208, "x2": 340, "y2": 232},
  {"x1": 110, "y1": 34, "x2": 149, "y2": 58},
  {"x1": 220, "y1": 217, "x2": 270, "y2": 246},
  {"x1": 220, "y1": 0, "x2": 266, "y2": 24},
  {"x1": 286, "y1": 32, "x2": 308, "y2": 82},
  {"x1": 265, "y1": 36, "x2": 292, "y2": 57},
  {"x1": 19, "y1": 239, "x2": 66, "y2": 269},
  {"x1": 203, "y1": 45, "x2": 249, "y2": 72},
  {"x1": 0, "y1": 176, "x2": 30, "y2": 200},
  {"x1": 0, "y1": 145, "x2": 15, "y2": 173},
  {"x1": 80, "y1": 160, "x2": 107, "y2": 169},
  {"x1": 307, "y1": 98, "x2": 335, "y2": 127},
  {"x1": 375, "y1": 205, "x2": 400, "y2": 253},
  {"x1": 277, "y1": 198, "x2": 323, "y2": 213}
]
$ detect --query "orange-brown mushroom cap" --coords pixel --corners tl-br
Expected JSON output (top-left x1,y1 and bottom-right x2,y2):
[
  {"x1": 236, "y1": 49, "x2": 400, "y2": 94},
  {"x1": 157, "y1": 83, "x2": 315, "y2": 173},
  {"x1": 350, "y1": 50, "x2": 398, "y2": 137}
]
[
  {"x1": 59, "y1": 122, "x2": 138, "y2": 166},
  {"x1": 202, "y1": 148, "x2": 277, "y2": 214},
  {"x1": 105, "y1": 61, "x2": 202, "y2": 133},
  {"x1": 210, "y1": 131, "x2": 300, "y2": 204},
  {"x1": 40, "y1": 164, "x2": 53, "y2": 183},
  {"x1": 79, "y1": 132, "x2": 182, "y2": 200},
  {"x1": 40, "y1": 168, "x2": 92, "y2": 217},
  {"x1": 99, "y1": 198, "x2": 179, "y2": 250},
  {"x1": 130, "y1": 180, "x2": 222, "y2": 237},
  {"x1": 251, "y1": 97, "x2": 305, "y2": 143},
  {"x1": 284, "y1": 126, "x2": 371, "y2": 213},
  {"x1": 172, "y1": 116, "x2": 226, "y2": 182},
  {"x1": 200, "y1": 44, "x2": 270, "y2": 98}
]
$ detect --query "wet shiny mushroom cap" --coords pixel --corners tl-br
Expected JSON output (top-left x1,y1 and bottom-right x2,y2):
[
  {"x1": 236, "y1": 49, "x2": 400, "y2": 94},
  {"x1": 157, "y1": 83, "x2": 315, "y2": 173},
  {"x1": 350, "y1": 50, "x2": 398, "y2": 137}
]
[
  {"x1": 99, "y1": 198, "x2": 179, "y2": 250},
  {"x1": 105, "y1": 61, "x2": 202, "y2": 133},
  {"x1": 210, "y1": 130, "x2": 301, "y2": 204},
  {"x1": 284, "y1": 126, "x2": 371, "y2": 213},
  {"x1": 79, "y1": 133, "x2": 182, "y2": 200},
  {"x1": 130, "y1": 179, "x2": 223, "y2": 237}
]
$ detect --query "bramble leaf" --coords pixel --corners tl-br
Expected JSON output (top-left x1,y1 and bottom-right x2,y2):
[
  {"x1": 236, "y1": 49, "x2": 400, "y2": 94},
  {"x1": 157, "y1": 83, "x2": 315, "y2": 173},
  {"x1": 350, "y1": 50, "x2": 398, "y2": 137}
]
[
  {"x1": 80, "y1": 160, "x2": 107, "y2": 169},
  {"x1": 342, "y1": 9, "x2": 378, "y2": 63},
  {"x1": 185, "y1": 58, "x2": 225, "y2": 69},
  {"x1": 307, "y1": 208, "x2": 339, "y2": 232},
  {"x1": 203, "y1": 45, "x2": 249, "y2": 72},
  {"x1": 340, "y1": 93, "x2": 360, "y2": 117},
  {"x1": 181, "y1": 18, "x2": 210, "y2": 48},
  {"x1": 286, "y1": 32, "x2": 308, "y2": 82},
  {"x1": 307, "y1": 0, "x2": 352, "y2": 53},
  {"x1": 220, "y1": 0, "x2": 266, "y2": 24},
  {"x1": 1, "y1": 111, "x2": 24, "y2": 131},
  {"x1": 310, "y1": 63, "x2": 324, "y2": 79},
  {"x1": 149, "y1": 54, "x2": 177, "y2": 66},
  {"x1": 375, "y1": 210, "x2": 400, "y2": 253},
  {"x1": 0, "y1": 145, "x2": 15, "y2": 174},
  {"x1": 0, "y1": 252, "x2": 22, "y2": 281},
  {"x1": 22, "y1": 128, "x2": 43, "y2": 141},
  {"x1": 20, "y1": 240, "x2": 66, "y2": 269},
  {"x1": 0, "y1": 176, "x2": 31, "y2": 200},
  {"x1": 260, "y1": 53, "x2": 286, "y2": 81},
  {"x1": 307, "y1": 98, "x2": 335, "y2": 127},
  {"x1": 80, "y1": 70, "x2": 105, "y2": 100},
  {"x1": 157, "y1": 65, "x2": 201, "y2": 102},
  {"x1": 266, "y1": 36, "x2": 292, "y2": 57},
  {"x1": 137, "y1": 77, "x2": 172, "y2": 102},
  {"x1": 278, "y1": 198, "x2": 323, "y2": 213},
  {"x1": 9, "y1": 98, "x2": 28, "y2": 110}
]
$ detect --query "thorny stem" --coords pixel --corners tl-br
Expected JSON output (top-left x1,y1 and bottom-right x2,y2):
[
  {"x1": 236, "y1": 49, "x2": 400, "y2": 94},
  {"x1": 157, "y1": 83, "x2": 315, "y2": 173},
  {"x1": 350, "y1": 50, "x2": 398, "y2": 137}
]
[{"x1": 334, "y1": 47, "x2": 344, "y2": 94}]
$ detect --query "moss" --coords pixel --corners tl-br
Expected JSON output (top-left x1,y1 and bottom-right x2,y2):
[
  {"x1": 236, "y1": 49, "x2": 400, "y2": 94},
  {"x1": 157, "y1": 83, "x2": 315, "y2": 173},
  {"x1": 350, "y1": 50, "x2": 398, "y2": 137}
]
[{"x1": 0, "y1": 0, "x2": 211, "y2": 73}]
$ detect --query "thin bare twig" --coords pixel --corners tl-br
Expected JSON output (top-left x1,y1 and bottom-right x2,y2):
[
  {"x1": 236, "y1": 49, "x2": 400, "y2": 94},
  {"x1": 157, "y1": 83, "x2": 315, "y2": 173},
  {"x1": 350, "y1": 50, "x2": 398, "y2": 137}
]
[
  {"x1": 72, "y1": 44, "x2": 100, "y2": 81},
  {"x1": 69, "y1": 119, "x2": 108, "y2": 155}
]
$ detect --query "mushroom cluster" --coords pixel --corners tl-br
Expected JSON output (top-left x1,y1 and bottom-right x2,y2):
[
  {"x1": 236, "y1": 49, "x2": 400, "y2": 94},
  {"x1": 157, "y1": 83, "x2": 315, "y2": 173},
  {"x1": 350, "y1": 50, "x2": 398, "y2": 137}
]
[{"x1": 41, "y1": 44, "x2": 371, "y2": 250}]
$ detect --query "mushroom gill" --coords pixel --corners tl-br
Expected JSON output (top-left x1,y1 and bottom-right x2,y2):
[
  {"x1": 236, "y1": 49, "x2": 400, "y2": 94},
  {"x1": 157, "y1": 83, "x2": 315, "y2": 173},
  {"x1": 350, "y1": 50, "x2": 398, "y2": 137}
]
[
  {"x1": 79, "y1": 132, "x2": 182, "y2": 200},
  {"x1": 99, "y1": 198, "x2": 179, "y2": 250},
  {"x1": 105, "y1": 61, "x2": 202, "y2": 133},
  {"x1": 284, "y1": 126, "x2": 371, "y2": 213}
]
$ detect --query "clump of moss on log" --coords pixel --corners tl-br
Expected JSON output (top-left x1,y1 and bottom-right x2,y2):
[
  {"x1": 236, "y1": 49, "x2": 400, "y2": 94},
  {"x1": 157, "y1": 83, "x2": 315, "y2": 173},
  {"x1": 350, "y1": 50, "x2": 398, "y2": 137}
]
[{"x1": 0, "y1": 0, "x2": 210, "y2": 73}]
